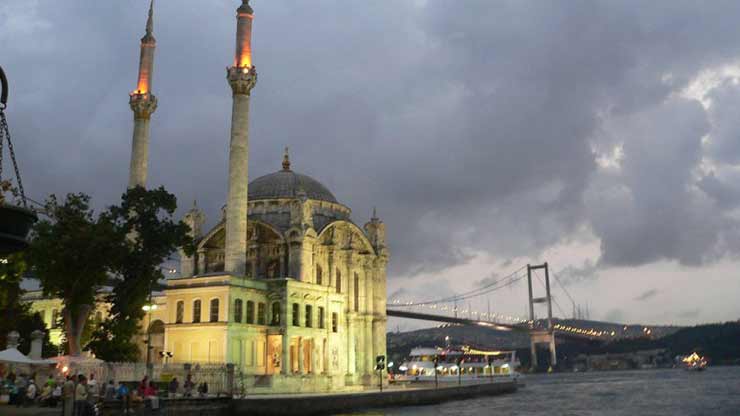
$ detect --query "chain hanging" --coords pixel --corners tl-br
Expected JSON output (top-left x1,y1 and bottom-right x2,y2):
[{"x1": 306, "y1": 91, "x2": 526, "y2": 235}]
[{"x1": 0, "y1": 65, "x2": 29, "y2": 208}]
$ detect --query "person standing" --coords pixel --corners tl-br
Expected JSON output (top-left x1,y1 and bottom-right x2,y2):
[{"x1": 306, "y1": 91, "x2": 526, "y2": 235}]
[
  {"x1": 183, "y1": 374, "x2": 194, "y2": 398},
  {"x1": 104, "y1": 379, "x2": 116, "y2": 401},
  {"x1": 15, "y1": 374, "x2": 27, "y2": 407},
  {"x1": 87, "y1": 373, "x2": 98, "y2": 403},
  {"x1": 137, "y1": 375, "x2": 148, "y2": 398},
  {"x1": 167, "y1": 377, "x2": 178, "y2": 399},
  {"x1": 62, "y1": 375, "x2": 75, "y2": 416},
  {"x1": 25, "y1": 378, "x2": 37, "y2": 406},
  {"x1": 74, "y1": 375, "x2": 88, "y2": 416},
  {"x1": 116, "y1": 381, "x2": 130, "y2": 414}
]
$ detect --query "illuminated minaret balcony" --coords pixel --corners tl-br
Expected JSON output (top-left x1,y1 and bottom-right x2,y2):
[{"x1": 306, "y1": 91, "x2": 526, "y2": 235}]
[{"x1": 227, "y1": 0, "x2": 257, "y2": 96}]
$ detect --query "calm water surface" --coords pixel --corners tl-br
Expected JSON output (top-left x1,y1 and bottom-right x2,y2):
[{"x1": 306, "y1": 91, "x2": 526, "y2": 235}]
[{"x1": 343, "y1": 367, "x2": 740, "y2": 416}]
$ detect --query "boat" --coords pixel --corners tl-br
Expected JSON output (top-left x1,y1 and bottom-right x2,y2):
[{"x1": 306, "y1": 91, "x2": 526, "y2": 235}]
[
  {"x1": 393, "y1": 345, "x2": 521, "y2": 383},
  {"x1": 680, "y1": 352, "x2": 708, "y2": 371}
]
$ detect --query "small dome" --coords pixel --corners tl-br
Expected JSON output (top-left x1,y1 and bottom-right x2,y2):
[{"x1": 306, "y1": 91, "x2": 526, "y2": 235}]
[{"x1": 248, "y1": 170, "x2": 338, "y2": 203}]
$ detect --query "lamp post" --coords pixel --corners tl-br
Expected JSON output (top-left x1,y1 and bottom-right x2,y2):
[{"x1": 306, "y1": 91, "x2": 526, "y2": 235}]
[
  {"x1": 433, "y1": 356, "x2": 439, "y2": 389},
  {"x1": 142, "y1": 301, "x2": 158, "y2": 379},
  {"x1": 457, "y1": 358, "x2": 464, "y2": 386}
]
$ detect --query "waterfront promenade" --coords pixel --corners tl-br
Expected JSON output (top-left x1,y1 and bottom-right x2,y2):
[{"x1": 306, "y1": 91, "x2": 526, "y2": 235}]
[{"x1": 1, "y1": 379, "x2": 518, "y2": 416}]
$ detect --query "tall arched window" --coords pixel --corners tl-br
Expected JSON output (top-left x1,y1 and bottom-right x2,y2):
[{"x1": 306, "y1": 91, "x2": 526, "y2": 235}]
[
  {"x1": 210, "y1": 298, "x2": 220, "y2": 322},
  {"x1": 193, "y1": 300, "x2": 202, "y2": 323},
  {"x1": 234, "y1": 299, "x2": 243, "y2": 323},
  {"x1": 271, "y1": 302, "x2": 281, "y2": 326},
  {"x1": 316, "y1": 265, "x2": 323, "y2": 285},
  {"x1": 354, "y1": 272, "x2": 360, "y2": 312},
  {"x1": 336, "y1": 269, "x2": 342, "y2": 294},
  {"x1": 51, "y1": 309, "x2": 59, "y2": 329},
  {"x1": 176, "y1": 301, "x2": 184, "y2": 324},
  {"x1": 257, "y1": 303, "x2": 266, "y2": 325},
  {"x1": 246, "y1": 301, "x2": 255, "y2": 324}
]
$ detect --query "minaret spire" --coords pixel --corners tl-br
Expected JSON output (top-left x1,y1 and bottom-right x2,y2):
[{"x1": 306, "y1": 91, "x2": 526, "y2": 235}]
[
  {"x1": 145, "y1": 0, "x2": 155, "y2": 38},
  {"x1": 127, "y1": 0, "x2": 158, "y2": 189}
]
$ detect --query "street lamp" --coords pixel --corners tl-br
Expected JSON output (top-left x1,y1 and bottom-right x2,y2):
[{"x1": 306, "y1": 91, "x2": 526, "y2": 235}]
[{"x1": 143, "y1": 302, "x2": 158, "y2": 378}]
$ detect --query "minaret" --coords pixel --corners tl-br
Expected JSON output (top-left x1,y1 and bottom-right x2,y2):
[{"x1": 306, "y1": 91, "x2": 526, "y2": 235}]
[
  {"x1": 224, "y1": 0, "x2": 257, "y2": 276},
  {"x1": 128, "y1": 0, "x2": 158, "y2": 189}
]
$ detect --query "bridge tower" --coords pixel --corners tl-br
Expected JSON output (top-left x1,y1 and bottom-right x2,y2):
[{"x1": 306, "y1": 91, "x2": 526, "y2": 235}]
[{"x1": 527, "y1": 263, "x2": 557, "y2": 370}]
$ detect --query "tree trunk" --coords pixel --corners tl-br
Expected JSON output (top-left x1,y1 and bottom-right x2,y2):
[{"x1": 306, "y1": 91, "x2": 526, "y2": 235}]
[{"x1": 63, "y1": 304, "x2": 91, "y2": 356}]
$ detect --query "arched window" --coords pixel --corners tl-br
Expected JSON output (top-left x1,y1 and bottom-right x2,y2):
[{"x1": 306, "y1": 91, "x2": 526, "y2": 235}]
[
  {"x1": 210, "y1": 298, "x2": 220, "y2": 322},
  {"x1": 51, "y1": 309, "x2": 59, "y2": 329},
  {"x1": 234, "y1": 299, "x2": 243, "y2": 323},
  {"x1": 335, "y1": 269, "x2": 342, "y2": 294},
  {"x1": 354, "y1": 272, "x2": 360, "y2": 312},
  {"x1": 292, "y1": 303, "x2": 300, "y2": 327},
  {"x1": 246, "y1": 301, "x2": 255, "y2": 324},
  {"x1": 176, "y1": 301, "x2": 184, "y2": 324},
  {"x1": 257, "y1": 303, "x2": 266, "y2": 325},
  {"x1": 316, "y1": 265, "x2": 323, "y2": 285},
  {"x1": 271, "y1": 302, "x2": 281, "y2": 326},
  {"x1": 305, "y1": 305, "x2": 313, "y2": 328},
  {"x1": 193, "y1": 300, "x2": 202, "y2": 323}
]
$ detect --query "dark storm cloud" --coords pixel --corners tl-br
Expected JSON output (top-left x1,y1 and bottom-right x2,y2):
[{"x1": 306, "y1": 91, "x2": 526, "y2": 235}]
[
  {"x1": 556, "y1": 260, "x2": 599, "y2": 284},
  {"x1": 6, "y1": 1, "x2": 740, "y2": 280},
  {"x1": 633, "y1": 289, "x2": 658, "y2": 302}
]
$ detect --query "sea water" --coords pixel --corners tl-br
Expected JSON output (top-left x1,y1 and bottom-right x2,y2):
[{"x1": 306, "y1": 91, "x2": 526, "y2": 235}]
[{"x1": 342, "y1": 367, "x2": 740, "y2": 416}]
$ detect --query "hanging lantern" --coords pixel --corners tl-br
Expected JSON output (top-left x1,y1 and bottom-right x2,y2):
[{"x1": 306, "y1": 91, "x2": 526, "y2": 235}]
[{"x1": 0, "y1": 65, "x2": 37, "y2": 254}]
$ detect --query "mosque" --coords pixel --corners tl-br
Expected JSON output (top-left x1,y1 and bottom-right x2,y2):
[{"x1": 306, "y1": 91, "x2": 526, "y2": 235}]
[{"x1": 27, "y1": 0, "x2": 389, "y2": 392}]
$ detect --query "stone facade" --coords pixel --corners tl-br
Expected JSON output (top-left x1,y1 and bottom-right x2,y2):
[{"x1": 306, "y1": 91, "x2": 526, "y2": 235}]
[{"x1": 167, "y1": 156, "x2": 389, "y2": 391}]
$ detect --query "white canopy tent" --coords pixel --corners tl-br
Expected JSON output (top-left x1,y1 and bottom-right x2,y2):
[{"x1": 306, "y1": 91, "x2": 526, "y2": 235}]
[{"x1": 0, "y1": 347, "x2": 55, "y2": 365}]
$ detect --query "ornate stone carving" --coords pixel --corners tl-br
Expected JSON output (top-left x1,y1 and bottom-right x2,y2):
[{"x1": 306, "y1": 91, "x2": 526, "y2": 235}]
[
  {"x1": 227, "y1": 65, "x2": 257, "y2": 95},
  {"x1": 129, "y1": 92, "x2": 158, "y2": 119}
]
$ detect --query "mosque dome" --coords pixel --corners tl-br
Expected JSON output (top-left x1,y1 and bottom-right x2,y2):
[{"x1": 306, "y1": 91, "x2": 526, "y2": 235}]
[{"x1": 247, "y1": 149, "x2": 338, "y2": 204}]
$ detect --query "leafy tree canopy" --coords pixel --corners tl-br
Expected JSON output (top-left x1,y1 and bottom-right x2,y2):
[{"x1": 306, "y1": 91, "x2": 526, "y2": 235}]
[
  {"x1": 26, "y1": 193, "x2": 121, "y2": 355},
  {"x1": 88, "y1": 186, "x2": 193, "y2": 362}
]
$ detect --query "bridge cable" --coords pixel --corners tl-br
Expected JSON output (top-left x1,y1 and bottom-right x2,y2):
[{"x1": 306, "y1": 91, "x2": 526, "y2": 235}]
[{"x1": 388, "y1": 265, "x2": 527, "y2": 307}]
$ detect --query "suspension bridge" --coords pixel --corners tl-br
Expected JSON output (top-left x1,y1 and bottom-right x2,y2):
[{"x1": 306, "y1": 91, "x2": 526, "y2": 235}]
[{"x1": 386, "y1": 262, "x2": 614, "y2": 368}]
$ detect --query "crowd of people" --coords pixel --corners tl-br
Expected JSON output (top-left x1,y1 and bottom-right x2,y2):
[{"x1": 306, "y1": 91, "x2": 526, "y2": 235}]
[{"x1": 1, "y1": 370, "x2": 210, "y2": 415}]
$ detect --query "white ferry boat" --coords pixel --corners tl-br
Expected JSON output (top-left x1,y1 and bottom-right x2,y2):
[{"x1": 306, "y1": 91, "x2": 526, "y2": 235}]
[{"x1": 393, "y1": 346, "x2": 521, "y2": 383}]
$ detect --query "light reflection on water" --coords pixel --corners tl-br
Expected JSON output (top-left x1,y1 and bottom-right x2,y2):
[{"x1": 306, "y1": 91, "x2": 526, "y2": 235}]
[{"x1": 340, "y1": 367, "x2": 740, "y2": 416}]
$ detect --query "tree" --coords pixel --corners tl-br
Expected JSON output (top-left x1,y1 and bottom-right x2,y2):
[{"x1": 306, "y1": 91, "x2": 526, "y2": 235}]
[
  {"x1": 88, "y1": 186, "x2": 193, "y2": 362},
  {"x1": 0, "y1": 253, "x2": 56, "y2": 356},
  {"x1": 27, "y1": 194, "x2": 121, "y2": 356}
]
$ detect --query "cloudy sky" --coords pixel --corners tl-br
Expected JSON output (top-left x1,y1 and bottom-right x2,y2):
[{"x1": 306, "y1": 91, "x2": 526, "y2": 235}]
[{"x1": 3, "y1": 0, "x2": 740, "y2": 328}]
